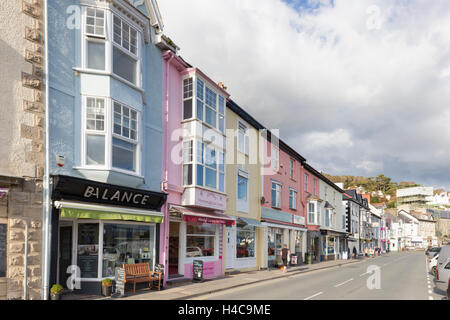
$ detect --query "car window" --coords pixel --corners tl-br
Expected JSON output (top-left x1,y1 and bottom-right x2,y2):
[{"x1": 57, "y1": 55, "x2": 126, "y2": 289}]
[{"x1": 446, "y1": 262, "x2": 450, "y2": 269}]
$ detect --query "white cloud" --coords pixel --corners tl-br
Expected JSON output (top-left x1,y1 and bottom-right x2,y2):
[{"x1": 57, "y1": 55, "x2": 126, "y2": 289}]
[{"x1": 158, "y1": 0, "x2": 450, "y2": 188}]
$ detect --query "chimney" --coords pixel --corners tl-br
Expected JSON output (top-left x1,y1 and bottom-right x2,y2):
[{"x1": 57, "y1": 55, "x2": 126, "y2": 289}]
[{"x1": 218, "y1": 82, "x2": 227, "y2": 91}]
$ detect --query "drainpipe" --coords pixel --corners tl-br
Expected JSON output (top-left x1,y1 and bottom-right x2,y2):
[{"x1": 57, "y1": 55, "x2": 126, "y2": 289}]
[
  {"x1": 161, "y1": 51, "x2": 174, "y2": 286},
  {"x1": 24, "y1": 222, "x2": 28, "y2": 300},
  {"x1": 41, "y1": 0, "x2": 51, "y2": 300}
]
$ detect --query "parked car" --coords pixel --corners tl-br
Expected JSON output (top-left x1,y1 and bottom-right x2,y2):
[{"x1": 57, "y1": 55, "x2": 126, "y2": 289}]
[
  {"x1": 426, "y1": 247, "x2": 441, "y2": 258},
  {"x1": 428, "y1": 254, "x2": 439, "y2": 276},
  {"x1": 434, "y1": 245, "x2": 450, "y2": 295}
]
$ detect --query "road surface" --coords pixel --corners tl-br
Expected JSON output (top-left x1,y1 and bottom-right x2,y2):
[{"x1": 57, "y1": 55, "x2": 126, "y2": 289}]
[{"x1": 194, "y1": 252, "x2": 446, "y2": 300}]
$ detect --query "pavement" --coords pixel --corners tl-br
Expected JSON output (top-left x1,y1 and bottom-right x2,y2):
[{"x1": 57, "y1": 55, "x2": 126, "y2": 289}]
[
  {"x1": 97, "y1": 255, "x2": 371, "y2": 300},
  {"x1": 195, "y1": 251, "x2": 448, "y2": 300}
]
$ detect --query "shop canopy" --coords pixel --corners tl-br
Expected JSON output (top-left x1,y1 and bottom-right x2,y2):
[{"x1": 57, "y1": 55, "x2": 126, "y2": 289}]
[
  {"x1": 237, "y1": 217, "x2": 262, "y2": 227},
  {"x1": 170, "y1": 205, "x2": 235, "y2": 226},
  {"x1": 54, "y1": 201, "x2": 164, "y2": 223}
]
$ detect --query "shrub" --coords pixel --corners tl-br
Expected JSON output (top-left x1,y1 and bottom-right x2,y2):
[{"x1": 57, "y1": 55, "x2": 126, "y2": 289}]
[
  {"x1": 50, "y1": 284, "x2": 63, "y2": 294},
  {"x1": 102, "y1": 278, "x2": 113, "y2": 287}
]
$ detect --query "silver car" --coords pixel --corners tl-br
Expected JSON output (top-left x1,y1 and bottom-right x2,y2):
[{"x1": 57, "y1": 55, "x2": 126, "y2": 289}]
[{"x1": 433, "y1": 245, "x2": 450, "y2": 295}]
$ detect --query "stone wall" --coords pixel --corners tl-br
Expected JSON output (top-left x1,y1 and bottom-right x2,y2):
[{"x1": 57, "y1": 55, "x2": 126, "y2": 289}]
[{"x1": 0, "y1": 0, "x2": 44, "y2": 300}]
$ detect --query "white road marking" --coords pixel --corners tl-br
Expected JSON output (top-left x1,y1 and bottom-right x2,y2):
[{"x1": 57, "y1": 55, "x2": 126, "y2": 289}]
[
  {"x1": 360, "y1": 272, "x2": 368, "y2": 277},
  {"x1": 304, "y1": 291, "x2": 323, "y2": 300},
  {"x1": 428, "y1": 290, "x2": 432, "y2": 294},
  {"x1": 334, "y1": 278, "x2": 354, "y2": 288}
]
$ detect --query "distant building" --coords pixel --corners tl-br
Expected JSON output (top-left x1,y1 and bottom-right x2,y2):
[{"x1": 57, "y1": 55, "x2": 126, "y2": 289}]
[{"x1": 396, "y1": 187, "x2": 434, "y2": 211}]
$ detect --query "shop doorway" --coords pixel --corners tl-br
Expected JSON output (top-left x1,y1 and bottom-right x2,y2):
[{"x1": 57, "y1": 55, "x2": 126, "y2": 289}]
[
  {"x1": 275, "y1": 233, "x2": 283, "y2": 265},
  {"x1": 58, "y1": 225, "x2": 73, "y2": 288},
  {"x1": 225, "y1": 226, "x2": 235, "y2": 269},
  {"x1": 169, "y1": 222, "x2": 180, "y2": 277}
]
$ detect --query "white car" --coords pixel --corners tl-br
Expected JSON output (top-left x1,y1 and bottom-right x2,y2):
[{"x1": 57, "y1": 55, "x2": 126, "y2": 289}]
[
  {"x1": 428, "y1": 254, "x2": 439, "y2": 275},
  {"x1": 433, "y1": 245, "x2": 450, "y2": 296}
]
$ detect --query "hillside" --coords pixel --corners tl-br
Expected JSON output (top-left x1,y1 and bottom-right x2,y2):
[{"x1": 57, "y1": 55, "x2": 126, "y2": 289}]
[{"x1": 322, "y1": 173, "x2": 421, "y2": 208}]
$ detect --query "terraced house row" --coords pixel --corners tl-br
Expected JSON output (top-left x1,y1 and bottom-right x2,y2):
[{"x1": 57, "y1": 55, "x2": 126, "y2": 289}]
[{"x1": 0, "y1": 0, "x2": 383, "y2": 299}]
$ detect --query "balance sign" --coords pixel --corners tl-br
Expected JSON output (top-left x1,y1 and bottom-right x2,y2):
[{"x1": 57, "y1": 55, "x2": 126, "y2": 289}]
[
  {"x1": 66, "y1": 265, "x2": 81, "y2": 290},
  {"x1": 366, "y1": 265, "x2": 381, "y2": 290}
]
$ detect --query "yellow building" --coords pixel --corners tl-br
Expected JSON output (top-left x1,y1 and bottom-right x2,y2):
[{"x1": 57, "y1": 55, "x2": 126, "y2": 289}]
[{"x1": 223, "y1": 100, "x2": 265, "y2": 272}]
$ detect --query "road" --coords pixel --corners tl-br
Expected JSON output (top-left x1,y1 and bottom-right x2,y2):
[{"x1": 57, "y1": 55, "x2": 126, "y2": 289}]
[{"x1": 194, "y1": 252, "x2": 447, "y2": 300}]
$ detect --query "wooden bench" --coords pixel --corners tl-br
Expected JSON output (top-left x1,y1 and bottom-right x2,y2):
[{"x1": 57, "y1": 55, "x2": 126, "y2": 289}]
[{"x1": 123, "y1": 263, "x2": 162, "y2": 295}]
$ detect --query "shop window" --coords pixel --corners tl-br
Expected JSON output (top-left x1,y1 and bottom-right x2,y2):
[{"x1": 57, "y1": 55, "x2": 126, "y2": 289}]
[
  {"x1": 186, "y1": 223, "x2": 216, "y2": 258},
  {"x1": 0, "y1": 223, "x2": 6, "y2": 277},
  {"x1": 236, "y1": 223, "x2": 255, "y2": 259},
  {"x1": 102, "y1": 223, "x2": 155, "y2": 277}
]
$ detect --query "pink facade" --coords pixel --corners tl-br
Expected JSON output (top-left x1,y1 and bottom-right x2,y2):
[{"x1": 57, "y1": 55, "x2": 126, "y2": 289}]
[
  {"x1": 160, "y1": 51, "x2": 229, "y2": 284},
  {"x1": 261, "y1": 137, "x2": 307, "y2": 227}
]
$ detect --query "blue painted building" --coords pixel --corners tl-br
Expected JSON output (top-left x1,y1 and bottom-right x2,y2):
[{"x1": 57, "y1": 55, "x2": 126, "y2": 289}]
[{"x1": 46, "y1": 0, "x2": 171, "y2": 294}]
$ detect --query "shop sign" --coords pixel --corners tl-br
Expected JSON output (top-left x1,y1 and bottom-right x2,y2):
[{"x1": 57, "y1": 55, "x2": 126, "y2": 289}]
[
  {"x1": 184, "y1": 214, "x2": 234, "y2": 226},
  {"x1": 293, "y1": 215, "x2": 305, "y2": 225},
  {"x1": 194, "y1": 188, "x2": 227, "y2": 211},
  {"x1": 114, "y1": 267, "x2": 125, "y2": 297},
  {"x1": 52, "y1": 175, "x2": 167, "y2": 211}
]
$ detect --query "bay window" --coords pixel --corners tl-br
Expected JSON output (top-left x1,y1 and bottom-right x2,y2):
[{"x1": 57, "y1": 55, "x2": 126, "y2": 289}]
[
  {"x1": 325, "y1": 209, "x2": 330, "y2": 227},
  {"x1": 183, "y1": 140, "x2": 193, "y2": 186},
  {"x1": 308, "y1": 202, "x2": 316, "y2": 225},
  {"x1": 83, "y1": 97, "x2": 140, "y2": 174},
  {"x1": 83, "y1": 7, "x2": 141, "y2": 86},
  {"x1": 271, "y1": 182, "x2": 281, "y2": 208}
]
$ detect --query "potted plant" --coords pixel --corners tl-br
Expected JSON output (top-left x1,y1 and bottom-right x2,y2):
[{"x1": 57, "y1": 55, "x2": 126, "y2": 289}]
[
  {"x1": 50, "y1": 284, "x2": 63, "y2": 300},
  {"x1": 101, "y1": 278, "x2": 113, "y2": 297}
]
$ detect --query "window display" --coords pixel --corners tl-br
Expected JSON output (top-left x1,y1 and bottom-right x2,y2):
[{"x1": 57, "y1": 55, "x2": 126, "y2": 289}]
[
  {"x1": 236, "y1": 223, "x2": 255, "y2": 259},
  {"x1": 327, "y1": 236, "x2": 335, "y2": 254},
  {"x1": 186, "y1": 223, "x2": 216, "y2": 258},
  {"x1": 102, "y1": 223, "x2": 155, "y2": 277}
]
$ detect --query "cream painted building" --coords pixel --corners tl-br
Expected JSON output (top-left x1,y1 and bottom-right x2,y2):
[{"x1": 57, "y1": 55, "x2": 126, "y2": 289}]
[
  {"x1": 223, "y1": 100, "x2": 264, "y2": 272},
  {"x1": 0, "y1": 0, "x2": 45, "y2": 300}
]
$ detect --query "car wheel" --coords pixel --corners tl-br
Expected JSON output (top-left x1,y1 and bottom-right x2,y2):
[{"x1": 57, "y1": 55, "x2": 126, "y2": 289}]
[{"x1": 431, "y1": 266, "x2": 436, "y2": 275}]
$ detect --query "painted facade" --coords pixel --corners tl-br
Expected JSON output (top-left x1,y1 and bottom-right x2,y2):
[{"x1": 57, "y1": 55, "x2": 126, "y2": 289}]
[
  {"x1": 45, "y1": 0, "x2": 168, "y2": 295},
  {"x1": 261, "y1": 135, "x2": 307, "y2": 268},
  {"x1": 223, "y1": 100, "x2": 264, "y2": 272},
  {"x1": 161, "y1": 50, "x2": 233, "y2": 284}
]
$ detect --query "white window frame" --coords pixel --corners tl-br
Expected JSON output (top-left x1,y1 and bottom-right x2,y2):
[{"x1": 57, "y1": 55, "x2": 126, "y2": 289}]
[
  {"x1": 271, "y1": 181, "x2": 282, "y2": 209},
  {"x1": 290, "y1": 159, "x2": 295, "y2": 179},
  {"x1": 272, "y1": 146, "x2": 279, "y2": 172},
  {"x1": 237, "y1": 169, "x2": 249, "y2": 213},
  {"x1": 238, "y1": 120, "x2": 249, "y2": 156},
  {"x1": 81, "y1": 96, "x2": 142, "y2": 176},
  {"x1": 183, "y1": 222, "x2": 220, "y2": 263},
  {"x1": 289, "y1": 188, "x2": 297, "y2": 210},
  {"x1": 81, "y1": 5, "x2": 143, "y2": 88},
  {"x1": 308, "y1": 201, "x2": 317, "y2": 225}
]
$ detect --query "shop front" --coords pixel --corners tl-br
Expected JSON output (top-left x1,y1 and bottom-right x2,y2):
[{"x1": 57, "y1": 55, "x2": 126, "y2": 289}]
[
  {"x1": 307, "y1": 230, "x2": 321, "y2": 262},
  {"x1": 49, "y1": 175, "x2": 167, "y2": 295},
  {"x1": 168, "y1": 205, "x2": 234, "y2": 280},
  {"x1": 320, "y1": 230, "x2": 347, "y2": 261},
  {"x1": 225, "y1": 217, "x2": 261, "y2": 271}
]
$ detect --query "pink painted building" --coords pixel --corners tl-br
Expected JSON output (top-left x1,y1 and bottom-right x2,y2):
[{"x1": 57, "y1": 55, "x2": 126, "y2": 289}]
[
  {"x1": 260, "y1": 133, "x2": 308, "y2": 267},
  {"x1": 160, "y1": 50, "x2": 234, "y2": 284}
]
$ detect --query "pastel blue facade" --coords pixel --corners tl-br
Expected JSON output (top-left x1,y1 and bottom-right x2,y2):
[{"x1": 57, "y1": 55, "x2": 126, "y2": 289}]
[{"x1": 48, "y1": 0, "x2": 163, "y2": 192}]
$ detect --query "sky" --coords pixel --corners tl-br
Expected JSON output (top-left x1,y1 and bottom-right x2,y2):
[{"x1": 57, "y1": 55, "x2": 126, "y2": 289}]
[{"x1": 157, "y1": 0, "x2": 450, "y2": 190}]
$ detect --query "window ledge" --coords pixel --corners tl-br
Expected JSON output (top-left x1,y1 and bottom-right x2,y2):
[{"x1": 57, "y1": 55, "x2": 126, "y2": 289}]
[
  {"x1": 73, "y1": 67, "x2": 144, "y2": 93},
  {"x1": 73, "y1": 166, "x2": 144, "y2": 179}
]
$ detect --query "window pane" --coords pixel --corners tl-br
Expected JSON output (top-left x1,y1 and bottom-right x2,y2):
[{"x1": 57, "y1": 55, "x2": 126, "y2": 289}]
[
  {"x1": 218, "y1": 96, "x2": 225, "y2": 114},
  {"x1": 205, "y1": 167, "x2": 216, "y2": 189},
  {"x1": 238, "y1": 176, "x2": 248, "y2": 201},
  {"x1": 196, "y1": 100, "x2": 203, "y2": 120},
  {"x1": 186, "y1": 236, "x2": 215, "y2": 257},
  {"x1": 113, "y1": 47, "x2": 136, "y2": 84},
  {"x1": 218, "y1": 115, "x2": 224, "y2": 133},
  {"x1": 183, "y1": 99, "x2": 192, "y2": 119},
  {"x1": 183, "y1": 78, "x2": 193, "y2": 99},
  {"x1": 102, "y1": 224, "x2": 155, "y2": 277},
  {"x1": 197, "y1": 79, "x2": 204, "y2": 99},
  {"x1": 219, "y1": 173, "x2": 224, "y2": 192},
  {"x1": 197, "y1": 164, "x2": 204, "y2": 186},
  {"x1": 205, "y1": 87, "x2": 216, "y2": 109},
  {"x1": 183, "y1": 164, "x2": 192, "y2": 186},
  {"x1": 86, "y1": 135, "x2": 105, "y2": 165},
  {"x1": 205, "y1": 107, "x2": 216, "y2": 128},
  {"x1": 112, "y1": 138, "x2": 136, "y2": 171},
  {"x1": 218, "y1": 152, "x2": 224, "y2": 172},
  {"x1": 205, "y1": 147, "x2": 216, "y2": 168}
]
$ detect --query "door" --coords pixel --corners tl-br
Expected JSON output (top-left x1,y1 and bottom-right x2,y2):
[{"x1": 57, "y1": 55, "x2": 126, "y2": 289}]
[
  {"x1": 169, "y1": 221, "x2": 180, "y2": 276},
  {"x1": 225, "y1": 226, "x2": 235, "y2": 269},
  {"x1": 59, "y1": 226, "x2": 73, "y2": 288}
]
